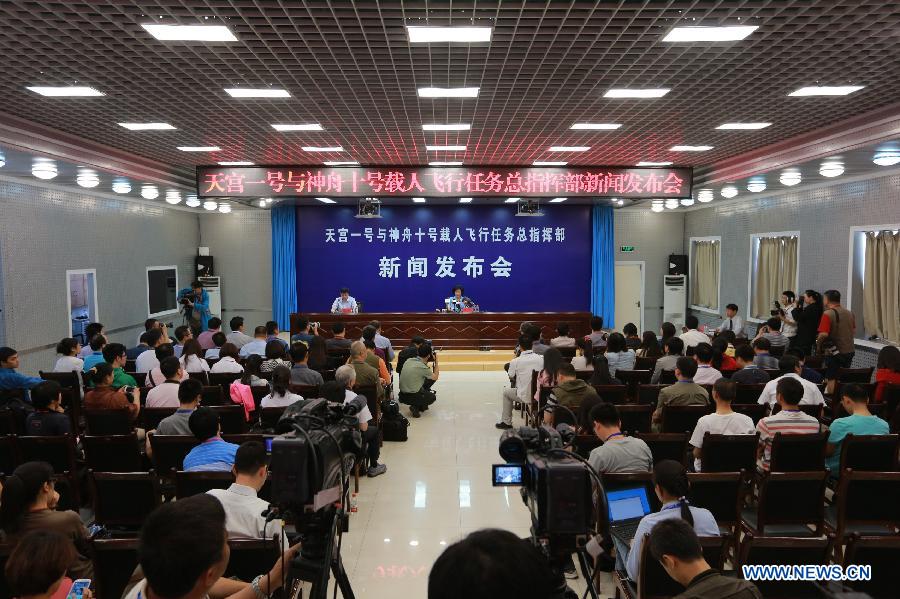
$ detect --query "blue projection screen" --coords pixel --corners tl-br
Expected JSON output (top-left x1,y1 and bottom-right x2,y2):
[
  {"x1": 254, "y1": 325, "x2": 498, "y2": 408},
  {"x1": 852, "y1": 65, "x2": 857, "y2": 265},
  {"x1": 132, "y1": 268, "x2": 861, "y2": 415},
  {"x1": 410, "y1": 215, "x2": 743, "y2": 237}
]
[{"x1": 295, "y1": 205, "x2": 592, "y2": 312}]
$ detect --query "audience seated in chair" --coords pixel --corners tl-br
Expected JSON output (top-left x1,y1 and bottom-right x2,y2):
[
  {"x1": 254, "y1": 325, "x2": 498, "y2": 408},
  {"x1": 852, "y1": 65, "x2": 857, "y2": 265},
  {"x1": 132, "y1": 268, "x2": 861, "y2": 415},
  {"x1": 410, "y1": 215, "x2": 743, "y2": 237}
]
[
  {"x1": 197, "y1": 317, "x2": 223, "y2": 351},
  {"x1": 53, "y1": 337, "x2": 84, "y2": 373},
  {"x1": 81, "y1": 335, "x2": 108, "y2": 372},
  {"x1": 183, "y1": 407, "x2": 240, "y2": 472},
  {"x1": 648, "y1": 519, "x2": 761, "y2": 598},
  {"x1": 604, "y1": 333, "x2": 636, "y2": 378},
  {"x1": 260, "y1": 366, "x2": 303, "y2": 408},
  {"x1": 543, "y1": 362, "x2": 599, "y2": 426},
  {"x1": 3, "y1": 529, "x2": 93, "y2": 599},
  {"x1": 692, "y1": 343, "x2": 723, "y2": 386},
  {"x1": 619, "y1": 460, "x2": 720, "y2": 580},
  {"x1": 0, "y1": 461, "x2": 93, "y2": 579},
  {"x1": 134, "y1": 329, "x2": 164, "y2": 373},
  {"x1": 550, "y1": 322, "x2": 576, "y2": 348},
  {"x1": 146, "y1": 378, "x2": 203, "y2": 457},
  {"x1": 690, "y1": 379, "x2": 756, "y2": 472},
  {"x1": 584, "y1": 315, "x2": 608, "y2": 348},
  {"x1": 622, "y1": 322, "x2": 642, "y2": 351},
  {"x1": 497, "y1": 335, "x2": 543, "y2": 429},
  {"x1": 289, "y1": 342, "x2": 324, "y2": 386},
  {"x1": 756, "y1": 376, "x2": 822, "y2": 472},
  {"x1": 587, "y1": 402, "x2": 653, "y2": 474},
  {"x1": 651, "y1": 337, "x2": 684, "y2": 384},
  {"x1": 679, "y1": 315, "x2": 709, "y2": 349},
  {"x1": 730, "y1": 344, "x2": 770, "y2": 385},
  {"x1": 204, "y1": 331, "x2": 228, "y2": 361},
  {"x1": 757, "y1": 355, "x2": 825, "y2": 408},
  {"x1": 180, "y1": 339, "x2": 211, "y2": 374},
  {"x1": 534, "y1": 348, "x2": 563, "y2": 403},
  {"x1": 25, "y1": 381, "x2": 71, "y2": 436},
  {"x1": 239, "y1": 326, "x2": 269, "y2": 358},
  {"x1": 145, "y1": 356, "x2": 185, "y2": 408},
  {"x1": 825, "y1": 383, "x2": 889, "y2": 475},
  {"x1": 77, "y1": 323, "x2": 104, "y2": 359},
  {"x1": 259, "y1": 340, "x2": 290, "y2": 374},
  {"x1": 330, "y1": 371, "x2": 386, "y2": 477},
  {"x1": 211, "y1": 343, "x2": 245, "y2": 374},
  {"x1": 121, "y1": 494, "x2": 297, "y2": 599},
  {"x1": 785, "y1": 348, "x2": 824, "y2": 384},
  {"x1": 428, "y1": 529, "x2": 557, "y2": 599},
  {"x1": 206, "y1": 441, "x2": 288, "y2": 548},
  {"x1": 874, "y1": 345, "x2": 900, "y2": 403},
  {"x1": 362, "y1": 339, "x2": 391, "y2": 385},
  {"x1": 146, "y1": 343, "x2": 188, "y2": 387},
  {"x1": 83, "y1": 362, "x2": 140, "y2": 424},
  {"x1": 571, "y1": 338, "x2": 594, "y2": 370},
  {"x1": 325, "y1": 321, "x2": 353, "y2": 352},
  {"x1": 172, "y1": 325, "x2": 193, "y2": 359},
  {"x1": 226, "y1": 316, "x2": 254, "y2": 350},
  {"x1": 0, "y1": 346, "x2": 45, "y2": 401},
  {"x1": 635, "y1": 331, "x2": 663, "y2": 359},
  {"x1": 751, "y1": 337, "x2": 779, "y2": 370},
  {"x1": 653, "y1": 357, "x2": 709, "y2": 430},
  {"x1": 753, "y1": 317, "x2": 789, "y2": 352}
]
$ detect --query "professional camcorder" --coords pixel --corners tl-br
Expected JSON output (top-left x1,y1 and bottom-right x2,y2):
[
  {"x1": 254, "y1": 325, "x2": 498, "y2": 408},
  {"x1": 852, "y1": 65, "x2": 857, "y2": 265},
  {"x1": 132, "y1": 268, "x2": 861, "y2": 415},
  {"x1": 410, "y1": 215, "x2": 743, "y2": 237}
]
[{"x1": 771, "y1": 300, "x2": 785, "y2": 317}]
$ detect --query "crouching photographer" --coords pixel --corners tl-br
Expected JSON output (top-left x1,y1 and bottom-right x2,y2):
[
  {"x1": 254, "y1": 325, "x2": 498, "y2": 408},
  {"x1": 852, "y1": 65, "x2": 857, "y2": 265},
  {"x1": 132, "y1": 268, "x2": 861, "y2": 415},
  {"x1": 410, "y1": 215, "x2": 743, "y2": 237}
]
[{"x1": 397, "y1": 342, "x2": 439, "y2": 418}]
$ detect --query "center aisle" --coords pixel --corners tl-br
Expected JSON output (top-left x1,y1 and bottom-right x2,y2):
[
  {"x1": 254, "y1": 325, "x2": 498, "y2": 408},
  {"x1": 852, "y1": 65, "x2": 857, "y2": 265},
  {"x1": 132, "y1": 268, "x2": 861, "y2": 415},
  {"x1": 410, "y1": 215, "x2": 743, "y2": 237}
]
[{"x1": 331, "y1": 371, "x2": 613, "y2": 598}]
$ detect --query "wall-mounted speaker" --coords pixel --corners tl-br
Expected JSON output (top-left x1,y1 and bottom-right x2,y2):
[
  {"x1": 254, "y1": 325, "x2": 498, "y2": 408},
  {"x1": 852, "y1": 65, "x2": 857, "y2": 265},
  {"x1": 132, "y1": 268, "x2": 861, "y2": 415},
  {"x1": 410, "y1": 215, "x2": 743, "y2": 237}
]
[
  {"x1": 668, "y1": 254, "x2": 687, "y2": 276},
  {"x1": 196, "y1": 256, "x2": 214, "y2": 277}
]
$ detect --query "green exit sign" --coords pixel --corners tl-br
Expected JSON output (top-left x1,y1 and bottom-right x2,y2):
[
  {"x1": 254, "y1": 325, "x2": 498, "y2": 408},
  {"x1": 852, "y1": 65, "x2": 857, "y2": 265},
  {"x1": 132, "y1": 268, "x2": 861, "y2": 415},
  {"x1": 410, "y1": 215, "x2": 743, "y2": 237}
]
[{"x1": 620, "y1": 245, "x2": 636, "y2": 253}]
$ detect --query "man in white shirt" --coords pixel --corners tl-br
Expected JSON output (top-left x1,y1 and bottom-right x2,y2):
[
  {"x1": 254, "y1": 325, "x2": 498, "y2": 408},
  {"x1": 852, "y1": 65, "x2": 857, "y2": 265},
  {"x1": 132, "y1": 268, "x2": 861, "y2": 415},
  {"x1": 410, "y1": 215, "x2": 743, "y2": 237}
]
[
  {"x1": 715, "y1": 304, "x2": 744, "y2": 337},
  {"x1": 757, "y1": 355, "x2": 825, "y2": 407},
  {"x1": 145, "y1": 357, "x2": 185, "y2": 408},
  {"x1": 497, "y1": 335, "x2": 544, "y2": 429},
  {"x1": 331, "y1": 287, "x2": 359, "y2": 314},
  {"x1": 135, "y1": 330, "x2": 164, "y2": 373},
  {"x1": 690, "y1": 379, "x2": 756, "y2": 471},
  {"x1": 239, "y1": 326, "x2": 269, "y2": 358},
  {"x1": 679, "y1": 315, "x2": 710, "y2": 349},
  {"x1": 334, "y1": 366, "x2": 386, "y2": 477},
  {"x1": 226, "y1": 316, "x2": 254, "y2": 349},
  {"x1": 692, "y1": 343, "x2": 723, "y2": 385},
  {"x1": 207, "y1": 441, "x2": 287, "y2": 549}
]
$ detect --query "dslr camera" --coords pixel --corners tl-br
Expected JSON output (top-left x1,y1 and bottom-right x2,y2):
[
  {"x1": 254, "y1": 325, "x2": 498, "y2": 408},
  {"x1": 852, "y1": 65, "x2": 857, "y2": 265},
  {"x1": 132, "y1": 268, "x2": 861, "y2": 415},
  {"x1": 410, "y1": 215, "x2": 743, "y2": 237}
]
[{"x1": 770, "y1": 300, "x2": 784, "y2": 317}]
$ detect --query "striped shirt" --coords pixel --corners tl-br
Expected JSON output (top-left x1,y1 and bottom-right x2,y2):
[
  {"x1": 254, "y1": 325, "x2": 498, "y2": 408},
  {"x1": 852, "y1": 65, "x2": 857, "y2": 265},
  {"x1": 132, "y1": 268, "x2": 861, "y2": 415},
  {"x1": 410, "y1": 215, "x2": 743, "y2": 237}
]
[
  {"x1": 183, "y1": 437, "x2": 239, "y2": 472},
  {"x1": 756, "y1": 410, "x2": 820, "y2": 471}
]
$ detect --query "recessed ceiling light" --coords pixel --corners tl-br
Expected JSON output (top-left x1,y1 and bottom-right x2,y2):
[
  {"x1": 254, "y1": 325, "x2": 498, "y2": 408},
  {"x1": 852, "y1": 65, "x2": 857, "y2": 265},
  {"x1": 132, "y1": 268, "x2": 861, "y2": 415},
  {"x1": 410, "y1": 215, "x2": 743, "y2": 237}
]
[
  {"x1": 224, "y1": 88, "x2": 290, "y2": 98},
  {"x1": 665, "y1": 199, "x2": 680, "y2": 210},
  {"x1": 140, "y1": 184, "x2": 159, "y2": 200},
  {"x1": 720, "y1": 185, "x2": 738, "y2": 198},
  {"x1": 604, "y1": 88, "x2": 669, "y2": 98},
  {"x1": 185, "y1": 195, "x2": 201, "y2": 208},
  {"x1": 218, "y1": 161, "x2": 254, "y2": 166},
  {"x1": 716, "y1": 123, "x2": 772, "y2": 130},
  {"x1": 426, "y1": 145, "x2": 466, "y2": 151},
  {"x1": 141, "y1": 24, "x2": 237, "y2": 42},
  {"x1": 697, "y1": 189, "x2": 714, "y2": 203},
  {"x1": 549, "y1": 197, "x2": 567, "y2": 203},
  {"x1": 788, "y1": 86, "x2": 865, "y2": 97},
  {"x1": 406, "y1": 26, "x2": 492, "y2": 43},
  {"x1": 570, "y1": 123, "x2": 622, "y2": 130},
  {"x1": 429, "y1": 161, "x2": 463, "y2": 166},
  {"x1": 31, "y1": 158, "x2": 57, "y2": 180},
  {"x1": 651, "y1": 200, "x2": 665, "y2": 213},
  {"x1": 257, "y1": 199, "x2": 267, "y2": 208},
  {"x1": 316, "y1": 197, "x2": 337, "y2": 204},
  {"x1": 165, "y1": 190, "x2": 182, "y2": 205},
  {"x1": 680, "y1": 198, "x2": 695, "y2": 207},
  {"x1": 26, "y1": 86, "x2": 104, "y2": 97},
  {"x1": 418, "y1": 87, "x2": 479, "y2": 98},
  {"x1": 118, "y1": 122, "x2": 177, "y2": 130},
  {"x1": 112, "y1": 179, "x2": 131, "y2": 194},
  {"x1": 178, "y1": 146, "x2": 221, "y2": 152},
  {"x1": 747, "y1": 178, "x2": 766, "y2": 193},
  {"x1": 548, "y1": 146, "x2": 590, "y2": 152},
  {"x1": 662, "y1": 25, "x2": 758, "y2": 43},
  {"x1": 779, "y1": 169, "x2": 802, "y2": 186},
  {"x1": 303, "y1": 146, "x2": 344, "y2": 152},
  {"x1": 422, "y1": 124, "x2": 471, "y2": 131},
  {"x1": 873, "y1": 149, "x2": 900, "y2": 166},
  {"x1": 636, "y1": 161, "x2": 673, "y2": 166},
  {"x1": 505, "y1": 197, "x2": 520, "y2": 203},
  {"x1": 324, "y1": 161, "x2": 359, "y2": 166},
  {"x1": 412, "y1": 197, "x2": 426, "y2": 203},
  {"x1": 271, "y1": 123, "x2": 323, "y2": 131},
  {"x1": 532, "y1": 161, "x2": 568, "y2": 166},
  {"x1": 670, "y1": 145, "x2": 713, "y2": 152},
  {"x1": 218, "y1": 203, "x2": 232, "y2": 213},
  {"x1": 819, "y1": 161, "x2": 845, "y2": 177},
  {"x1": 459, "y1": 197, "x2": 473, "y2": 203},
  {"x1": 203, "y1": 200, "x2": 218, "y2": 211},
  {"x1": 76, "y1": 169, "x2": 100, "y2": 188}
]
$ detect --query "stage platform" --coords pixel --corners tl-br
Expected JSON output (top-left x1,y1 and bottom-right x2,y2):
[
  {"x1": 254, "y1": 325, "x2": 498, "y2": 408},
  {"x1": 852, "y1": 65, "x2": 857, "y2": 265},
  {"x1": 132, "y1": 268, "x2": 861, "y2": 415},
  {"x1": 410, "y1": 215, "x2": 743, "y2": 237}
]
[{"x1": 408, "y1": 349, "x2": 512, "y2": 372}]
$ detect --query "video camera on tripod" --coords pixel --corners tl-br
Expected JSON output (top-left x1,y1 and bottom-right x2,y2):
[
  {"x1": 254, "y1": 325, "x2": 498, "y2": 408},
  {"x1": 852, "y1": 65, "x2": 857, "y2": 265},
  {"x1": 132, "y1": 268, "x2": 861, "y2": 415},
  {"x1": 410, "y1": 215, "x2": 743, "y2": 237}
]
[{"x1": 266, "y1": 396, "x2": 367, "y2": 599}]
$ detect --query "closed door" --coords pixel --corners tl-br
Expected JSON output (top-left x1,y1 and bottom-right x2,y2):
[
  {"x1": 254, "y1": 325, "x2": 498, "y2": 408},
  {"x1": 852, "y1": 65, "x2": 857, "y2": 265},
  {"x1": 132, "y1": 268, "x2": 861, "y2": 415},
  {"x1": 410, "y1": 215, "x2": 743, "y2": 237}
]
[{"x1": 615, "y1": 262, "x2": 644, "y2": 331}]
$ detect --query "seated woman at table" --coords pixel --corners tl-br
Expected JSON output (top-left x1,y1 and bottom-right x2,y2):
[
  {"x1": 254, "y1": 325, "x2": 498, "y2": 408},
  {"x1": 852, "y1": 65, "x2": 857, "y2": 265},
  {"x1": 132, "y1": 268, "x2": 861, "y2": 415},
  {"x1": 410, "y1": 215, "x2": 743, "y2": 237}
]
[{"x1": 445, "y1": 285, "x2": 476, "y2": 312}]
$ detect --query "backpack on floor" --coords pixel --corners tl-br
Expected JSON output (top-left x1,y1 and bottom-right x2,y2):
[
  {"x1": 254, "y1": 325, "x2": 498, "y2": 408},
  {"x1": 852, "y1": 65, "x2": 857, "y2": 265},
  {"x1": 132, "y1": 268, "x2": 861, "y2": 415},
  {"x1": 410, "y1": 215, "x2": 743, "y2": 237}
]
[{"x1": 381, "y1": 412, "x2": 409, "y2": 442}]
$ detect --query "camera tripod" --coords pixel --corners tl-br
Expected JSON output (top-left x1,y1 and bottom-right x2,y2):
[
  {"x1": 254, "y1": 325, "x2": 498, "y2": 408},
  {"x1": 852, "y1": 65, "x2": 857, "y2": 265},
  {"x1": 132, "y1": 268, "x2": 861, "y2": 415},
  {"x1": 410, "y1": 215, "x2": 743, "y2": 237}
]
[
  {"x1": 535, "y1": 537, "x2": 601, "y2": 599},
  {"x1": 286, "y1": 508, "x2": 356, "y2": 599}
]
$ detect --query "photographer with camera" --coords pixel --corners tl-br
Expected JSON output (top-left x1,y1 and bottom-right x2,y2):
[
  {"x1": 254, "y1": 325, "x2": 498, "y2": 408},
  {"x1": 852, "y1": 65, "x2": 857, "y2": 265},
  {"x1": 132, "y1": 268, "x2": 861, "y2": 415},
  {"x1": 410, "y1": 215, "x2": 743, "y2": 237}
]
[
  {"x1": 178, "y1": 280, "x2": 211, "y2": 334},
  {"x1": 774, "y1": 291, "x2": 798, "y2": 340},
  {"x1": 398, "y1": 342, "x2": 439, "y2": 418},
  {"x1": 752, "y1": 317, "x2": 788, "y2": 352}
]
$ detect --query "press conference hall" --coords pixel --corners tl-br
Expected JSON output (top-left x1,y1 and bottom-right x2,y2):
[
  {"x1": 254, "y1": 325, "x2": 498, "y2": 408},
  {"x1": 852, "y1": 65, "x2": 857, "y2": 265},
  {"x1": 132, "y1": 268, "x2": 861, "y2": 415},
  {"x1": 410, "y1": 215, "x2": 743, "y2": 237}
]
[{"x1": 1, "y1": 2, "x2": 900, "y2": 599}]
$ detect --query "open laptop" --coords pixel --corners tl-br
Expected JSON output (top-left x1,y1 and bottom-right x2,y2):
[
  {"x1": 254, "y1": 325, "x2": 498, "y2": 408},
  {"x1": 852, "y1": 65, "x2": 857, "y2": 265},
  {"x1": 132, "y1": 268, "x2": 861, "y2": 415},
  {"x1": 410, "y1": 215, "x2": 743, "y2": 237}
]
[{"x1": 606, "y1": 486, "x2": 653, "y2": 546}]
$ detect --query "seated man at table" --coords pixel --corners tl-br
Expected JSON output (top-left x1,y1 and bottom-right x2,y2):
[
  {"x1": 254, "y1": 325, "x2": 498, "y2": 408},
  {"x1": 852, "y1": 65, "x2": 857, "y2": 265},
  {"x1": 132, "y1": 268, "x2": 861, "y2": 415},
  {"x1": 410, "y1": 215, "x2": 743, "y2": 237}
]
[
  {"x1": 445, "y1": 284, "x2": 475, "y2": 313},
  {"x1": 331, "y1": 287, "x2": 358, "y2": 314},
  {"x1": 543, "y1": 362, "x2": 599, "y2": 426},
  {"x1": 715, "y1": 304, "x2": 744, "y2": 337},
  {"x1": 398, "y1": 343, "x2": 439, "y2": 418},
  {"x1": 652, "y1": 357, "x2": 709, "y2": 431}
]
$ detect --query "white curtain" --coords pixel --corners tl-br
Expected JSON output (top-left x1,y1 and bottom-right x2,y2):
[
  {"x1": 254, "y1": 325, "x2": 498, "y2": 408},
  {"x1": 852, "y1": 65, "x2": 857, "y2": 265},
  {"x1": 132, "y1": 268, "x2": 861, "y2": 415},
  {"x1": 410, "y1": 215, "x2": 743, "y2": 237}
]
[
  {"x1": 752, "y1": 236, "x2": 798, "y2": 319},
  {"x1": 863, "y1": 231, "x2": 900, "y2": 343},
  {"x1": 691, "y1": 240, "x2": 720, "y2": 310}
]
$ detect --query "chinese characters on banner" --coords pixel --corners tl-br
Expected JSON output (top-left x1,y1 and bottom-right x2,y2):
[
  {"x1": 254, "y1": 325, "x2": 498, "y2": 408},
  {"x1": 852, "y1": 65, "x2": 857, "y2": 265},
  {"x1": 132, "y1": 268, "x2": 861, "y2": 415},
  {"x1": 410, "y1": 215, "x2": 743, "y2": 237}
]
[
  {"x1": 197, "y1": 166, "x2": 693, "y2": 198},
  {"x1": 377, "y1": 256, "x2": 513, "y2": 280},
  {"x1": 324, "y1": 225, "x2": 566, "y2": 244}
]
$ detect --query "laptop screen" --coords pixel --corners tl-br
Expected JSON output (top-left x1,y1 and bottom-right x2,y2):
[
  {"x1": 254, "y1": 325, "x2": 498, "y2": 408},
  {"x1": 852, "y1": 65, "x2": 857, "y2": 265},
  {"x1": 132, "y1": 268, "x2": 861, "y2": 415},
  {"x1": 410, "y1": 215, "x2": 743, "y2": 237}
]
[{"x1": 606, "y1": 487, "x2": 652, "y2": 522}]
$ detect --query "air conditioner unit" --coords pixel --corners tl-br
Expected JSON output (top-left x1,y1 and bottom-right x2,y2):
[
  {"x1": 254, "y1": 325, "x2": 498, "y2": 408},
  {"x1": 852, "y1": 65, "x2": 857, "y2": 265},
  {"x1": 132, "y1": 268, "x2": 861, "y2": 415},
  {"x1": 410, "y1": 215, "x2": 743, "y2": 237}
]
[
  {"x1": 198, "y1": 276, "x2": 222, "y2": 320},
  {"x1": 663, "y1": 275, "x2": 687, "y2": 329}
]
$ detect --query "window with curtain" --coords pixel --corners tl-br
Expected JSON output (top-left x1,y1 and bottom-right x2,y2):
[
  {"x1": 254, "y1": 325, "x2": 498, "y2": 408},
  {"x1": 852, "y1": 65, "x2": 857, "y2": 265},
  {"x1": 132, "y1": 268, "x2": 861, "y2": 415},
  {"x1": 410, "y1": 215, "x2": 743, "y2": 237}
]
[
  {"x1": 750, "y1": 235, "x2": 798, "y2": 319},
  {"x1": 863, "y1": 230, "x2": 900, "y2": 344},
  {"x1": 690, "y1": 239, "x2": 720, "y2": 311}
]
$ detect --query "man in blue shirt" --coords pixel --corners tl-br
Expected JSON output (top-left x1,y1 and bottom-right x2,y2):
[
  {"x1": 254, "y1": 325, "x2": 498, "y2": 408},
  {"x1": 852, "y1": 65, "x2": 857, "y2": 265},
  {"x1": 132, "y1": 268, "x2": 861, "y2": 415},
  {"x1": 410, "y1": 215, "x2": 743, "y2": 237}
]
[
  {"x1": 183, "y1": 407, "x2": 240, "y2": 472},
  {"x1": 82, "y1": 335, "x2": 108, "y2": 371},
  {"x1": 289, "y1": 317, "x2": 318, "y2": 345},
  {"x1": 331, "y1": 288, "x2": 358, "y2": 314},
  {"x1": 825, "y1": 383, "x2": 889, "y2": 474},
  {"x1": 786, "y1": 349, "x2": 824, "y2": 384},
  {"x1": 0, "y1": 347, "x2": 44, "y2": 402},
  {"x1": 265, "y1": 321, "x2": 290, "y2": 351}
]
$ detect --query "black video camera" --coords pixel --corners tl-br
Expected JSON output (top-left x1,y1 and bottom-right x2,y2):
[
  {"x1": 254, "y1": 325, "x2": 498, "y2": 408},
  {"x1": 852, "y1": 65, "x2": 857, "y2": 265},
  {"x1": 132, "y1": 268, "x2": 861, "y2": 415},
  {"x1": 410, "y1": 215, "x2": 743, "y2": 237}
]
[{"x1": 770, "y1": 300, "x2": 785, "y2": 317}]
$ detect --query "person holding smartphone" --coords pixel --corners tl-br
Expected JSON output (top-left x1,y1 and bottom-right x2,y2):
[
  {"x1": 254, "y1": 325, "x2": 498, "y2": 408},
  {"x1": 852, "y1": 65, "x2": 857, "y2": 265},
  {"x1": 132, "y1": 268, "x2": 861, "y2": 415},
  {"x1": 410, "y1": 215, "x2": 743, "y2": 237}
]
[
  {"x1": 83, "y1": 363, "x2": 140, "y2": 426},
  {"x1": 4, "y1": 530, "x2": 94, "y2": 599}
]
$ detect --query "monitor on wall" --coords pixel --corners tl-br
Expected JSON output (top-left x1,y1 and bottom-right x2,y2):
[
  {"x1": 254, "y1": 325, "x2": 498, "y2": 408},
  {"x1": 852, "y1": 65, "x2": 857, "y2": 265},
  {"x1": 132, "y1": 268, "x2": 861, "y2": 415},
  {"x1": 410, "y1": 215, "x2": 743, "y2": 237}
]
[{"x1": 147, "y1": 266, "x2": 178, "y2": 317}]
